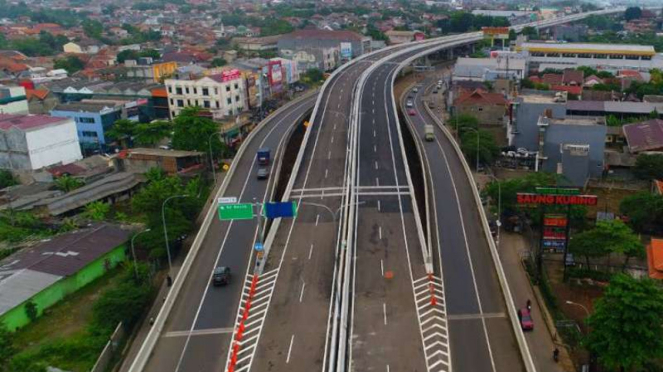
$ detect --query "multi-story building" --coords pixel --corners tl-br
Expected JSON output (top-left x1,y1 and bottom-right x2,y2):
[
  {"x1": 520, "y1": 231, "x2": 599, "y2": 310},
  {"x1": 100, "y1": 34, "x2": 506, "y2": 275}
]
[
  {"x1": 124, "y1": 59, "x2": 178, "y2": 83},
  {"x1": 516, "y1": 42, "x2": 663, "y2": 73},
  {"x1": 277, "y1": 30, "x2": 369, "y2": 71},
  {"x1": 0, "y1": 85, "x2": 28, "y2": 115},
  {"x1": 165, "y1": 70, "x2": 247, "y2": 120},
  {"x1": 50, "y1": 102, "x2": 123, "y2": 151},
  {"x1": 0, "y1": 114, "x2": 82, "y2": 170}
]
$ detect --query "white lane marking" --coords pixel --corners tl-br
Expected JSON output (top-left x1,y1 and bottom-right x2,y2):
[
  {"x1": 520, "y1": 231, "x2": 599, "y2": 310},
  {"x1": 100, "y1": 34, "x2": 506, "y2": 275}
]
[
  {"x1": 164, "y1": 327, "x2": 234, "y2": 338},
  {"x1": 374, "y1": 145, "x2": 377, "y2": 152},
  {"x1": 381, "y1": 259, "x2": 384, "y2": 276},
  {"x1": 387, "y1": 365, "x2": 390, "y2": 372},
  {"x1": 325, "y1": 169, "x2": 329, "y2": 178},
  {"x1": 372, "y1": 118, "x2": 375, "y2": 125},
  {"x1": 375, "y1": 161, "x2": 379, "y2": 170},
  {"x1": 331, "y1": 136, "x2": 334, "y2": 143},
  {"x1": 373, "y1": 130, "x2": 376, "y2": 137},
  {"x1": 308, "y1": 244, "x2": 314, "y2": 260},
  {"x1": 372, "y1": 108, "x2": 375, "y2": 114},
  {"x1": 286, "y1": 335, "x2": 295, "y2": 363},
  {"x1": 383, "y1": 303, "x2": 388, "y2": 325},
  {"x1": 328, "y1": 151, "x2": 332, "y2": 159},
  {"x1": 315, "y1": 214, "x2": 320, "y2": 226},
  {"x1": 375, "y1": 177, "x2": 380, "y2": 186},
  {"x1": 337, "y1": 102, "x2": 340, "y2": 109},
  {"x1": 299, "y1": 282, "x2": 306, "y2": 302},
  {"x1": 379, "y1": 226, "x2": 382, "y2": 240},
  {"x1": 377, "y1": 200, "x2": 381, "y2": 211}
]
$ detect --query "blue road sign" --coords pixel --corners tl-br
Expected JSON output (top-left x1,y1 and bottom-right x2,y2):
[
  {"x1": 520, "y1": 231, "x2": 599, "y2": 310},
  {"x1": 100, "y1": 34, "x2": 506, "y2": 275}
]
[
  {"x1": 264, "y1": 201, "x2": 297, "y2": 219},
  {"x1": 254, "y1": 242, "x2": 264, "y2": 252}
]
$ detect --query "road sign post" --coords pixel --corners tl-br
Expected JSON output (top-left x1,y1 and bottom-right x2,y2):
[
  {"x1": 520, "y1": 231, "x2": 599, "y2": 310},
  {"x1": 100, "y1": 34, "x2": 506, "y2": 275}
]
[{"x1": 218, "y1": 203, "x2": 254, "y2": 221}]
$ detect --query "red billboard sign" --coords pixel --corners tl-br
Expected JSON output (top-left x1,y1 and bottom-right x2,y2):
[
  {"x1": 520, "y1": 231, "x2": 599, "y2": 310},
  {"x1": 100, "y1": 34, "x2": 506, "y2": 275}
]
[
  {"x1": 544, "y1": 215, "x2": 568, "y2": 227},
  {"x1": 221, "y1": 69, "x2": 241, "y2": 82},
  {"x1": 517, "y1": 193, "x2": 598, "y2": 206}
]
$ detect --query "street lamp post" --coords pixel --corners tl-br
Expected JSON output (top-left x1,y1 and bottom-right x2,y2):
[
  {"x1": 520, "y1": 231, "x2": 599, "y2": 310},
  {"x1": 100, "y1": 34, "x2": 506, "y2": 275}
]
[
  {"x1": 488, "y1": 174, "x2": 502, "y2": 246},
  {"x1": 208, "y1": 131, "x2": 220, "y2": 182},
  {"x1": 130, "y1": 228, "x2": 151, "y2": 279},
  {"x1": 565, "y1": 300, "x2": 590, "y2": 317},
  {"x1": 162, "y1": 194, "x2": 190, "y2": 281}
]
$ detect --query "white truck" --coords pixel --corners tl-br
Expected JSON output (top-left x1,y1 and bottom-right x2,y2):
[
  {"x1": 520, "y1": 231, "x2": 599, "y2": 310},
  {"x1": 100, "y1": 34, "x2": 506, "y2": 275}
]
[{"x1": 424, "y1": 124, "x2": 435, "y2": 141}]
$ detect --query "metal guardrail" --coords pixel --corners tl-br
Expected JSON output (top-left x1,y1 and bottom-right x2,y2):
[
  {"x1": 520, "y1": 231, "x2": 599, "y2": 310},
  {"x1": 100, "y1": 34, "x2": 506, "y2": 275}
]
[{"x1": 127, "y1": 89, "x2": 318, "y2": 372}]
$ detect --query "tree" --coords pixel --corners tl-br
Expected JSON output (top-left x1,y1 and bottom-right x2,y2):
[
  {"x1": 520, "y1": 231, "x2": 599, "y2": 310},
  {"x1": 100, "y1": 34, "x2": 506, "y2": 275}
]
[
  {"x1": 569, "y1": 220, "x2": 644, "y2": 269},
  {"x1": 24, "y1": 300, "x2": 37, "y2": 322},
  {"x1": 82, "y1": 19, "x2": 103, "y2": 39},
  {"x1": 585, "y1": 274, "x2": 663, "y2": 371},
  {"x1": 459, "y1": 129, "x2": 499, "y2": 166},
  {"x1": 171, "y1": 108, "x2": 225, "y2": 157},
  {"x1": 624, "y1": 6, "x2": 642, "y2": 21},
  {"x1": 508, "y1": 29, "x2": 517, "y2": 41},
  {"x1": 521, "y1": 26, "x2": 538, "y2": 39},
  {"x1": 302, "y1": 68, "x2": 324, "y2": 84},
  {"x1": 116, "y1": 50, "x2": 138, "y2": 63},
  {"x1": 53, "y1": 56, "x2": 85, "y2": 74},
  {"x1": 91, "y1": 269, "x2": 152, "y2": 334},
  {"x1": 84, "y1": 201, "x2": 110, "y2": 221},
  {"x1": 210, "y1": 57, "x2": 227, "y2": 67},
  {"x1": 0, "y1": 170, "x2": 17, "y2": 189},
  {"x1": 633, "y1": 154, "x2": 663, "y2": 181},
  {"x1": 54, "y1": 175, "x2": 84, "y2": 192},
  {"x1": 106, "y1": 119, "x2": 137, "y2": 147},
  {"x1": 620, "y1": 192, "x2": 663, "y2": 235},
  {"x1": 0, "y1": 324, "x2": 15, "y2": 370},
  {"x1": 133, "y1": 120, "x2": 172, "y2": 146},
  {"x1": 449, "y1": 113, "x2": 479, "y2": 131}
]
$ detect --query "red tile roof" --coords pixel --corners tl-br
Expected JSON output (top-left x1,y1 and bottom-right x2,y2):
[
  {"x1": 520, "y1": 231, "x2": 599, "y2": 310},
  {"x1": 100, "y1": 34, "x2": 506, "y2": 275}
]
[
  {"x1": 26, "y1": 88, "x2": 49, "y2": 101},
  {"x1": 0, "y1": 114, "x2": 67, "y2": 131},
  {"x1": 454, "y1": 90, "x2": 507, "y2": 106},
  {"x1": 551, "y1": 85, "x2": 583, "y2": 95},
  {"x1": 542, "y1": 73, "x2": 563, "y2": 86},
  {"x1": 562, "y1": 69, "x2": 584, "y2": 85}
]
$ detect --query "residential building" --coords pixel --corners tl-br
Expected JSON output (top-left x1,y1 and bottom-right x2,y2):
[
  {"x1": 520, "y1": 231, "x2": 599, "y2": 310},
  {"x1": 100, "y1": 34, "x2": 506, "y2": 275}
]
[
  {"x1": 538, "y1": 115, "x2": 607, "y2": 187},
  {"x1": 278, "y1": 29, "x2": 370, "y2": 69},
  {"x1": 385, "y1": 30, "x2": 425, "y2": 45},
  {"x1": 25, "y1": 89, "x2": 58, "y2": 114},
  {"x1": 165, "y1": 70, "x2": 247, "y2": 119},
  {"x1": 0, "y1": 85, "x2": 28, "y2": 114},
  {"x1": 117, "y1": 148, "x2": 204, "y2": 175},
  {"x1": 50, "y1": 102, "x2": 123, "y2": 150},
  {"x1": 452, "y1": 57, "x2": 527, "y2": 82},
  {"x1": 453, "y1": 90, "x2": 508, "y2": 126},
  {"x1": 509, "y1": 90, "x2": 568, "y2": 150},
  {"x1": 124, "y1": 59, "x2": 178, "y2": 83},
  {"x1": 232, "y1": 36, "x2": 281, "y2": 53},
  {"x1": 62, "y1": 40, "x2": 103, "y2": 54},
  {"x1": 471, "y1": 10, "x2": 536, "y2": 25},
  {"x1": 0, "y1": 114, "x2": 82, "y2": 171},
  {"x1": 623, "y1": 119, "x2": 663, "y2": 153},
  {"x1": 0, "y1": 223, "x2": 130, "y2": 330},
  {"x1": 517, "y1": 42, "x2": 663, "y2": 73}
]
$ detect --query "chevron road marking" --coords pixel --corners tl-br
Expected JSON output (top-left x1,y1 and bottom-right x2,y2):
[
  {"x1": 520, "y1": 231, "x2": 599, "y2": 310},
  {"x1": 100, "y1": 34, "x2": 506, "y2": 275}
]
[{"x1": 413, "y1": 275, "x2": 450, "y2": 372}]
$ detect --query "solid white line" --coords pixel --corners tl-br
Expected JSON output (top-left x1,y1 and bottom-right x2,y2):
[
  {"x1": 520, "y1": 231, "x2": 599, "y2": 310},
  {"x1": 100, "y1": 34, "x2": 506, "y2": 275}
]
[
  {"x1": 383, "y1": 303, "x2": 387, "y2": 325},
  {"x1": 316, "y1": 214, "x2": 320, "y2": 226},
  {"x1": 286, "y1": 334, "x2": 295, "y2": 363},
  {"x1": 309, "y1": 244, "x2": 314, "y2": 260},
  {"x1": 299, "y1": 282, "x2": 306, "y2": 302}
]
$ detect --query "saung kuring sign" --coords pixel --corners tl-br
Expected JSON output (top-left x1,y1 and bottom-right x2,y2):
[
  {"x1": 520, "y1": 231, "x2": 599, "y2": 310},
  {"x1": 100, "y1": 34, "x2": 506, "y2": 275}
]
[{"x1": 517, "y1": 193, "x2": 598, "y2": 206}]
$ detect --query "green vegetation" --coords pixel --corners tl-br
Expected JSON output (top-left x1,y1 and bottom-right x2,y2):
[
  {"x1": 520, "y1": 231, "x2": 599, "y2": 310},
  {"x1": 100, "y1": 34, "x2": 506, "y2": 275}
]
[
  {"x1": 0, "y1": 170, "x2": 17, "y2": 189},
  {"x1": 301, "y1": 68, "x2": 324, "y2": 85},
  {"x1": 259, "y1": 19, "x2": 294, "y2": 37},
  {"x1": 172, "y1": 107, "x2": 227, "y2": 158},
  {"x1": 448, "y1": 114, "x2": 499, "y2": 167},
  {"x1": 632, "y1": 153, "x2": 663, "y2": 181},
  {"x1": 54, "y1": 56, "x2": 86, "y2": 74},
  {"x1": 84, "y1": 202, "x2": 110, "y2": 222},
  {"x1": 5, "y1": 266, "x2": 153, "y2": 372},
  {"x1": 106, "y1": 119, "x2": 173, "y2": 148},
  {"x1": 0, "y1": 31, "x2": 69, "y2": 57},
  {"x1": 620, "y1": 192, "x2": 663, "y2": 235},
  {"x1": 211, "y1": 57, "x2": 228, "y2": 67},
  {"x1": 116, "y1": 49, "x2": 161, "y2": 63},
  {"x1": 54, "y1": 175, "x2": 85, "y2": 193},
  {"x1": 0, "y1": 211, "x2": 53, "y2": 244},
  {"x1": 437, "y1": 12, "x2": 510, "y2": 34},
  {"x1": 82, "y1": 19, "x2": 103, "y2": 39},
  {"x1": 624, "y1": 6, "x2": 642, "y2": 21},
  {"x1": 585, "y1": 274, "x2": 663, "y2": 371},
  {"x1": 568, "y1": 220, "x2": 644, "y2": 269}
]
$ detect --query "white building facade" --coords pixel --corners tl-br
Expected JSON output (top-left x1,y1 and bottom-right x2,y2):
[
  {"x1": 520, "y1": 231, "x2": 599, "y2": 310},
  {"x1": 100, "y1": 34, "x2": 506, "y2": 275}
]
[
  {"x1": 165, "y1": 70, "x2": 248, "y2": 120},
  {"x1": 0, "y1": 114, "x2": 82, "y2": 170},
  {"x1": 0, "y1": 86, "x2": 28, "y2": 115}
]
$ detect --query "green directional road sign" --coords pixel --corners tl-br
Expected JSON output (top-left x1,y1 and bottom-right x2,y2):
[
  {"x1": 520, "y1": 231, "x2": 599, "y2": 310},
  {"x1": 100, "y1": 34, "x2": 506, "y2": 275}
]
[
  {"x1": 218, "y1": 203, "x2": 254, "y2": 221},
  {"x1": 535, "y1": 187, "x2": 580, "y2": 196}
]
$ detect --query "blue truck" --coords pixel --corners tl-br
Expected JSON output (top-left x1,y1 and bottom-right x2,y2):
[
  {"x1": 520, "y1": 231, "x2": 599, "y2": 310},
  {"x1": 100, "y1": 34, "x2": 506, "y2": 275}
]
[{"x1": 257, "y1": 148, "x2": 270, "y2": 165}]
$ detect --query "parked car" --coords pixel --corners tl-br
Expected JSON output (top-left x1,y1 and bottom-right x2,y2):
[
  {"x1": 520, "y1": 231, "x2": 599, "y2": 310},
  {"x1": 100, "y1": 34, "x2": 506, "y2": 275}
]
[
  {"x1": 518, "y1": 308, "x2": 534, "y2": 331},
  {"x1": 408, "y1": 108, "x2": 417, "y2": 116},
  {"x1": 212, "y1": 266, "x2": 231, "y2": 286},
  {"x1": 257, "y1": 168, "x2": 269, "y2": 180}
]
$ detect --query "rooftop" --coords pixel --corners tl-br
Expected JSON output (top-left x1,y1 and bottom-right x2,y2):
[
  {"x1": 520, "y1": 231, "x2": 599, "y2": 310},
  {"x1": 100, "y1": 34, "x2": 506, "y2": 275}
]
[
  {"x1": 124, "y1": 148, "x2": 204, "y2": 158},
  {"x1": 0, "y1": 114, "x2": 68, "y2": 132},
  {"x1": 519, "y1": 42, "x2": 656, "y2": 56},
  {"x1": 623, "y1": 119, "x2": 663, "y2": 153},
  {"x1": 281, "y1": 29, "x2": 365, "y2": 42},
  {"x1": 52, "y1": 102, "x2": 120, "y2": 113}
]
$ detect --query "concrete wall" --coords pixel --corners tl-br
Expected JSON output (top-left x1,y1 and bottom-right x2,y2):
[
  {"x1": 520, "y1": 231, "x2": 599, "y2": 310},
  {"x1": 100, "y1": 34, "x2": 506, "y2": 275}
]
[
  {"x1": 542, "y1": 123, "x2": 606, "y2": 180},
  {"x1": 0, "y1": 245, "x2": 127, "y2": 330},
  {"x1": 511, "y1": 102, "x2": 566, "y2": 150},
  {"x1": 457, "y1": 104, "x2": 505, "y2": 126},
  {"x1": 25, "y1": 119, "x2": 82, "y2": 169},
  {"x1": 0, "y1": 128, "x2": 30, "y2": 170}
]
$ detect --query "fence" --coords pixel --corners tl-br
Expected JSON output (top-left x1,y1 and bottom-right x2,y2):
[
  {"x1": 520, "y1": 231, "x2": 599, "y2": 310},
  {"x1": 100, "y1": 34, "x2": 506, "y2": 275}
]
[{"x1": 90, "y1": 322, "x2": 125, "y2": 372}]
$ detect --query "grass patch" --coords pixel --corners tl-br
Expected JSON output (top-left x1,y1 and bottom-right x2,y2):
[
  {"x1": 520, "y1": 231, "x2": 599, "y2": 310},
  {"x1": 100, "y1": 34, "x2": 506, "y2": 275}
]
[{"x1": 10, "y1": 268, "x2": 125, "y2": 372}]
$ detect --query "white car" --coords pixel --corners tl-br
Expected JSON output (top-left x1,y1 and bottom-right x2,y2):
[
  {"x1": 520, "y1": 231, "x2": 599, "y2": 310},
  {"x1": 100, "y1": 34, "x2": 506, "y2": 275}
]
[
  {"x1": 413, "y1": 87, "x2": 419, "y2": 93},
  {"x1": 406, "y1": 100, "x2": 414, "y2": 108}
]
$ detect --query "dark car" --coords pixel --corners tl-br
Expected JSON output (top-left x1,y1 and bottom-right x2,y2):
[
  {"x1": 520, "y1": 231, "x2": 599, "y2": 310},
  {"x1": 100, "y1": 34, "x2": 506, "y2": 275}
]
[
  {"x1": 518, "y1": 307, "x2": 534, "y2": 331},
  {"x1": 212, "y1": 266, "x2": 231, "y2": 286},
  {"x1": 257, "y1": 168, "x2": 269, "y2": 180}
]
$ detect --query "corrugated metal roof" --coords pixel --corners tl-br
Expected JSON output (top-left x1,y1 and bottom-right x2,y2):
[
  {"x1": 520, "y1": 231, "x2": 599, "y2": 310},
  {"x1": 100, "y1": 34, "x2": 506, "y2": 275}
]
[
  {"x1": 623, "y1": 119, "x2": 663, "y2": 153},
  {"x1": 520, "y1": 42, "x2": 655, "y2": 55},
  {"x1": 0, "y1": 269, "x2": 61, "y2": 316}
]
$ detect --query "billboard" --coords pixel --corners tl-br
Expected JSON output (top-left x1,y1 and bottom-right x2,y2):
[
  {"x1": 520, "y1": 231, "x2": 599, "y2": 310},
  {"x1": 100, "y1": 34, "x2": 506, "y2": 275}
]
[
  {"x1": 414, "y1": 32, "x2": 425, "y2": 41},
  {"x1": 221, "y1": 69, "x2": 242, "y2": 82},
  {"x1": 516, "y1": 193, "x2": 598, "y2": 206},
  {"x1": 340, "y1": 42, "x2": 352, "y2": 59},
  {"x1": 268, "y1": 60, "x2": 283, "y2": 94},
  {"x1": 482, "y1": 27, "x2": 510, "y2": 39}
]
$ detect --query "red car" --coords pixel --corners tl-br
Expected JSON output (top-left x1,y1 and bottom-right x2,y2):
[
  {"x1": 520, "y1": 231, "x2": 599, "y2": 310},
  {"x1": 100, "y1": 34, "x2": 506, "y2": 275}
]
[
  {"x1": 518, "y1": 308, "x2": 534, "y2": 331},
  {"x1": 408, "y1": 108, "x2": 416, "y2": 116}
]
